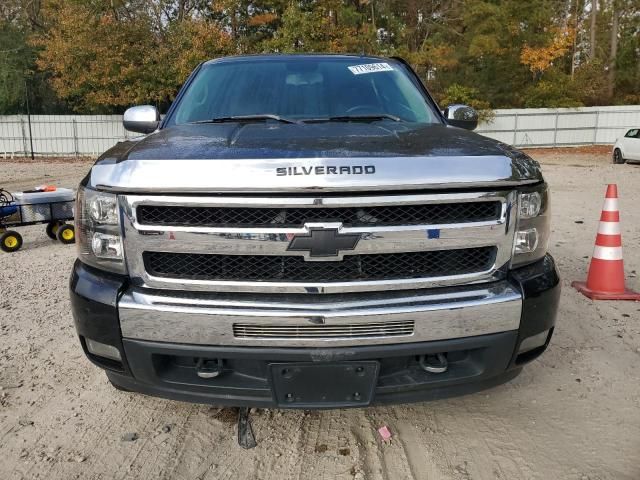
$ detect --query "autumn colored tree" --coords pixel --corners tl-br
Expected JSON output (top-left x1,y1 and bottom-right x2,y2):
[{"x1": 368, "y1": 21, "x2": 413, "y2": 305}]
[
  {"x1": 0, "y1": 0, "x2": 637, "y2": 114},
  {"x1": 33, "y1": 0, "x2": 231, "y2": 111},
  {"x1": 521, "y1": 28, "x2": 576, "y2": 79}
]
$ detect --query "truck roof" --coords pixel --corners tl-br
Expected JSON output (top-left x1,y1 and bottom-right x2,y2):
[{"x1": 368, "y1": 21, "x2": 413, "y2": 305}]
[{"x1": 203, "y1": 53, "x2": 396, "y2": 66}]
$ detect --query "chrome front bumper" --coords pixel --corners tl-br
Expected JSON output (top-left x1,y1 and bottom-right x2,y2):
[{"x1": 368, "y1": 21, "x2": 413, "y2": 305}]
[{"x1": 119, "y1": 281, "x2": 522, "y2": 347}]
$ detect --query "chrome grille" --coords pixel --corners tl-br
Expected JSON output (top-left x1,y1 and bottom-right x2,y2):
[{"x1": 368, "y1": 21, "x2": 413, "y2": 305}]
[
  {"x1": 121, "y1": 191, "x2": 517, "y2": 294},
  {"x1": 143, "y1": 247, "x2": 496, "y2": 282},
  {"x1": 137, "y1": 201, "x2": 501, "y2": 228},
  {"x1": 233, "y1": 320, "x2": 415, "y2": 340}
]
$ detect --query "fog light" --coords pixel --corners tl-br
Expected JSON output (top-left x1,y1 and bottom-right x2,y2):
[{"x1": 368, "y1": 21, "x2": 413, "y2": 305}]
[
  {"x1": 518, "y1": 330, "x2": 549, "y2": 354},
  {"x1": 515, "y1": 228, "x2": 538, "y2": 254},
  {"x1": 91, "y1": 232, "x2": 123, "y2": 259},
  {"x1": 86, "y1": 338, "x2": 122, "y2": 361}
]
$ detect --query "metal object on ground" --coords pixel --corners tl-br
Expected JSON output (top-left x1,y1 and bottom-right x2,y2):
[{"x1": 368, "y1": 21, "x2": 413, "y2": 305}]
[{"x1": 237, "y1": 407, "x2": 257, "y2": 449}]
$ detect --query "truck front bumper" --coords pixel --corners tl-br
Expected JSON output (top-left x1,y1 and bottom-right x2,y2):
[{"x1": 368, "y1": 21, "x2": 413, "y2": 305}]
[{"x1": 70, "y1": 255, "x2": 560, "y2": 408}]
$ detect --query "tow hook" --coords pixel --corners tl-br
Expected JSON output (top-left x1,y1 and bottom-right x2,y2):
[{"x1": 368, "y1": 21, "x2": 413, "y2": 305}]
[
  {"x1": 419, "y1": 353, "x2": 448, "y2": 374},
  {"x1": 195, "y1": 357, "x2": 223, "y2": 379}
]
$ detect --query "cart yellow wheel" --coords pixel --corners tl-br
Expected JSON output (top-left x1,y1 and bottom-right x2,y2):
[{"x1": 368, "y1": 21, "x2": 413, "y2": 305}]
[
  {"x1": 1, "y1": 230, "x2": 23, "y2": 253},
  {"x1": 57, "y1": 224, "x2": 75, "y2": 244},
  {"x1": 46, "y1": 221, "x2": 62, "y2": 240}
]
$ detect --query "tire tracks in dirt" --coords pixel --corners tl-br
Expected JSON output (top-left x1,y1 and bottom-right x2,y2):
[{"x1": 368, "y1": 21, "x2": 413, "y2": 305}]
[{"x1": 2, "y1": 154, "x2": 640, "y2": 479}]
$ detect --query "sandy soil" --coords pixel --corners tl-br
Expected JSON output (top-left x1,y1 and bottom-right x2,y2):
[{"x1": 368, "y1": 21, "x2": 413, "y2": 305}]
[{"x1": 1, "y1": 150, "x2": 639, "y2": 480}]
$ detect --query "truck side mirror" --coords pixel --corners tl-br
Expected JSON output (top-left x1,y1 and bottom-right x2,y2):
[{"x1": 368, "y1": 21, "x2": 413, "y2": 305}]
[
  {"x1": 443, "y1": 104, "x2": 478, "y2": 131},
  {"x1": 123, "y1": 105, "x2": 160, "y2": 134}
]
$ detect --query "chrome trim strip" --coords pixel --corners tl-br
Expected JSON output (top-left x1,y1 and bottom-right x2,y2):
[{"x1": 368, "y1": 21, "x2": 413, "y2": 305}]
[
  {"x1": 130, "y1": 224, "x2": 503, "y2": 258},
  {"x1": 92, "y1": 156, "x2": 539, "y2": 193},
  {"x1": 126, "y1": 191, "x2": 506, "y2": 208},
  {"x1": 120, "y1": 191, "x2": 517, "y2": 294},
  {"x1": 130, "y1": 271, "x2": 501, "y2": 294},
  {"x1": 119, "y1": 282, "x2": 522, "y2": 347}
]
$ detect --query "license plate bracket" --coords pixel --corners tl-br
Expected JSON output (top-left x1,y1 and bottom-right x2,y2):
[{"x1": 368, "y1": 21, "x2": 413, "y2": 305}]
[{"x1": 269, "y1": 361, "x2": 379, "y2": 408}]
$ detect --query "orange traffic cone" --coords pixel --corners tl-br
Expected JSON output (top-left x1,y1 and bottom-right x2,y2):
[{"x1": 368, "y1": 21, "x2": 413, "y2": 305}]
[{"x1": 572, "y1": 184, "x2": 640, "y2": 300}]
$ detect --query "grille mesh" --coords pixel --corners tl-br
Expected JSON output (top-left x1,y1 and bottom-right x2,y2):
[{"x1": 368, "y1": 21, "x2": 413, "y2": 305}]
[
  {"x1": 137, "y1": 202, "x2": 501, "y2": 228},
  {"x1": 233, "y1": 320, "x2": 415, "y2": 340},
  {"x1": 143, "y1": 247, "x2": 495, "y2": 282}
]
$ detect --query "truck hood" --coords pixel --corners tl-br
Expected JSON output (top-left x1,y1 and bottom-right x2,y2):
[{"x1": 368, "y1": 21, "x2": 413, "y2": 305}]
[{"x1": 90, "y1": 123, "x2": 543, "y2": 193}]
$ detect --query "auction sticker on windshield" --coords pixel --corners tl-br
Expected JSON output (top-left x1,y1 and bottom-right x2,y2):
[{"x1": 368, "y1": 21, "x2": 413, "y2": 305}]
[{"x1": 348, "y1": 63, "x2": 395, "y2": 75}]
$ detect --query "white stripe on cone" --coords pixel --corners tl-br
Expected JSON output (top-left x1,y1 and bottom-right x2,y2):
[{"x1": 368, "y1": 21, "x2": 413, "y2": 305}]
[
  {"x1": 593, "y1": 245, "x2": 623, "y2": 261},
  {"x1": 597, "y1": 221, "x2": 621, "y2": 235},
  {"x1": 602, "y1": 198, "x2": 619, "y2": 212}
]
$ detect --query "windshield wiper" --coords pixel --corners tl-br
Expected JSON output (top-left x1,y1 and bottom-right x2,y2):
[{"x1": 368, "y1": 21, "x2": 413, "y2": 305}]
[
  {"x1": 189, "y1": 114, "x2": 299, "y2": 125},
  {"x1": 302, "y1": 114, "x2": 402, "y2": 123}
]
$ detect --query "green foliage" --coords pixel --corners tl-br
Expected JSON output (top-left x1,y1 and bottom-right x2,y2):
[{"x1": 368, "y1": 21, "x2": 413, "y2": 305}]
[
  {"x1": 522, "y1": 80, "x2": 583, "y2": 108},
  {"x1": 439, "y1": 84, "x2": 495, "y2": 123},
  {"x1": 0, "y1": 0, "x2": 637, "y2": 113},
  {"x1": 572, "y1": 60, "x2": 609, "y2": 106},
  {"x1": 0, "y1": 22, "x2": 31, "y2": 113},
  {"x1": 613, "y1": 8, "x2": 640, "y2": 105},
  {"x1": 266, "y1": 2, "x2": 374, "y2": 54}
]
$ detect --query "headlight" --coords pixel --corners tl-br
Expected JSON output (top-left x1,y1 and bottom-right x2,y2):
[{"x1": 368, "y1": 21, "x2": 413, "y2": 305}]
[
  {"x1": 512, "y1": 184, "x2": 550, "y2": 267},
  {"x1": 76, "y1": 185, "x2": 127, "y2": 274},
  {"x1": 519, "y1": 192, "x2": 542, "y2": 218}
]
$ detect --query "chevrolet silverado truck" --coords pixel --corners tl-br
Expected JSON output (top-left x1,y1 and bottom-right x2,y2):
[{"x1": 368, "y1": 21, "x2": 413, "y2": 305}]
[{"x1": 70, "y1": 54, "x2": 560, "y2": 409}]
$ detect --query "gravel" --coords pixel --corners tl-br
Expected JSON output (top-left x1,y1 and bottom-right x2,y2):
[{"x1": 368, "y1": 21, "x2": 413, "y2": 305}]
[{"x1": 1, "y1": 149, "x2": 639, "y2": 479}]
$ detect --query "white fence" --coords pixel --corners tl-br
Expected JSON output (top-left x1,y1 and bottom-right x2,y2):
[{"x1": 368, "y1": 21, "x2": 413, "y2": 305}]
[
  {"x1": 0, "y1": 115, "x2": 136, "y2": 158},
  {"x1": 1, "y1": 105, "x2": 639, "y2": 157},
  {"x1": 477, "y1": 105, "x2": 640, "y2": 147}
]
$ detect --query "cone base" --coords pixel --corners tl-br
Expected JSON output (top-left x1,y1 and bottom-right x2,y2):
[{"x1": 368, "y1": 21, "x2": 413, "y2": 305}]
[{"x1": 572, "y1": 281, "x2": 640, "y2": 301}]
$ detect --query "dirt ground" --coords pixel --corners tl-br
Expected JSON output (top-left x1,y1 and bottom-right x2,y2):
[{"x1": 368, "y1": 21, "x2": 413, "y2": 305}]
[{"x1": 1, "y1": 149, "x2": 639, "y2": 480}]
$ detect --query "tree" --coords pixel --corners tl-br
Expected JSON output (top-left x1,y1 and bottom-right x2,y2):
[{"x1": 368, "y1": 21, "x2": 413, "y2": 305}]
[
  {"x1": 439, "y1": 84, "x2": 494, "y2": 122},
  {"x1": 267, "y1": 1, "x2": 375, "y2": 54},
  {"x1": 589, "y1": 0, "x2": 597, "y2": 58},
  {"x1": 34, "y1": 0, "x2": 231, "y2": 111},
  {"x1": 607, "y1": 0, "x2": 619, "y2": 100},
  {"x1": 521, "y1": 28, "x2": 575, "y2": 79},
  {"x1": 0, "y1": 22, "x2": 32, "y2": 113},
  {"x1": 0, "y1": 1, "x2": 63, "y2": 114},
  {"x1": 0, "y1": 0, "x2": 636, "y2": 113}
]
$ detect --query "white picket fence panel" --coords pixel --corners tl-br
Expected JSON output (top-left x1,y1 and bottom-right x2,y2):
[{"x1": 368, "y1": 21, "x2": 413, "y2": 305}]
[
  {"x1": 1, "y1": 105, "x2": 639, "y2": 157},
  {"x1": 478, "y1": 105, "x2": 640, "y2": 147}
]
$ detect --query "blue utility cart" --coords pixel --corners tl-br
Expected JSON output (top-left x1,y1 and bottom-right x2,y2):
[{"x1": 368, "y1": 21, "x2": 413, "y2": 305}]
[{"x1": 0, "y1": 188, "x2": 76, "y2": 252}]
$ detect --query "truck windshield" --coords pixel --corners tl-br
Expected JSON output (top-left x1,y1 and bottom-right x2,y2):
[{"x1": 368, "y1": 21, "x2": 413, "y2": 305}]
[{"x1": 167, "y1": 57, "x2": 440, "y2": 126}]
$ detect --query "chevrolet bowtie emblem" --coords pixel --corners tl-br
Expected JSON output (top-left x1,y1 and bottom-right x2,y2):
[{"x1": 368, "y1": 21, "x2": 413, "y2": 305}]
[{"x1": 287, "y1": 227, "x2": 360, "y2": 259}]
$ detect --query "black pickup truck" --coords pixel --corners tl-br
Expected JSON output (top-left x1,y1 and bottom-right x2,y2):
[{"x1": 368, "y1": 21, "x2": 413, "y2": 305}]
[{"x1": 70, "y1": 54, "x2": 559, "y2": 409}]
